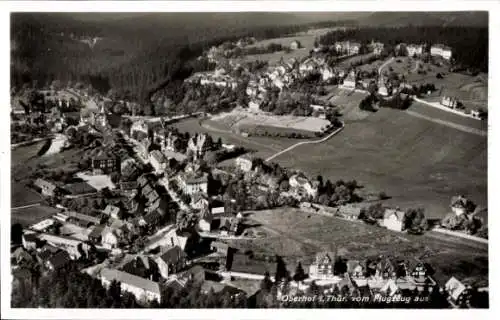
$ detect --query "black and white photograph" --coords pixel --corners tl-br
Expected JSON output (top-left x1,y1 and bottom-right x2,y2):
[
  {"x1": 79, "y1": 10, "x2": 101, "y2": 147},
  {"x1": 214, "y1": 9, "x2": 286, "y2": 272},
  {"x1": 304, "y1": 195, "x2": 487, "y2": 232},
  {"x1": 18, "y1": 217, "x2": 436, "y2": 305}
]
[{"x1": 2, "y1": 1, "x2": 495, "y2": 317}]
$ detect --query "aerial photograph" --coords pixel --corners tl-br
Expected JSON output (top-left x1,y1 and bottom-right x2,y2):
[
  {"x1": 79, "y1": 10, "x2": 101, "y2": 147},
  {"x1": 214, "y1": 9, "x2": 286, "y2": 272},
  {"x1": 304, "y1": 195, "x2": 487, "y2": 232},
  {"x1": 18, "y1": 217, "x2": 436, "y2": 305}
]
[{"x1": 9, "y1": 10, "x2": 488, "y2": 309}]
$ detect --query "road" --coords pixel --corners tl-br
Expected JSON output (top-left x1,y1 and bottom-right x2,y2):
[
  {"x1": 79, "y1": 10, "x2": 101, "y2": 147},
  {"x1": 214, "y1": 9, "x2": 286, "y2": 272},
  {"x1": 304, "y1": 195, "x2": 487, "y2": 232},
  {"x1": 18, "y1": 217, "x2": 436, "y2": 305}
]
[
  {"x1": 378, "y1": 57, "x2": 395, "y2": 75},
  {"x1": 265, "y1": 122, "x2": 345, "y2": 162},
  {"x1": 11, "y1": 203, "x2": 41, "y2": 210},
  {"x1": 413, "y1": 96, "x2": 483, "y2": 122}
]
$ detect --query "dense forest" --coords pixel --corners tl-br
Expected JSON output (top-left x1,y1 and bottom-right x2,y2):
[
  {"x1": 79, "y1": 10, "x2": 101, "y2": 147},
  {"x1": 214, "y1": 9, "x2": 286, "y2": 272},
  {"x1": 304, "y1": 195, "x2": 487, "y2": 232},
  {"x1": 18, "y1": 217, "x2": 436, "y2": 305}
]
[
  {"x1": 11, "y1": 13, "x2": 355, "y2": 102},
  {"x1": 318, "y1": 26, "x2": 488, "y2": 72}
]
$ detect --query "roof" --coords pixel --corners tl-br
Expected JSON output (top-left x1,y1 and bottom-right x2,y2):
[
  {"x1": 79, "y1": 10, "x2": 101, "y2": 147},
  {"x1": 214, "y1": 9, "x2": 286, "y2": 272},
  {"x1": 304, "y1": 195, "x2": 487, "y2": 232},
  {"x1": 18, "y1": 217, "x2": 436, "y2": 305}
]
[
  {"x1": 34, "y1": 178, "x2": 57, "y2": 191},
  {"x1": 211, "y1": 207, "x2": 225, "y2": 215},
  {"x1": 100, "y1": 268, "x2": 161, "y2": 296},
  {"x1": 63, "y1": 182, "x2": 97, "y2": 195},
  {"x1": 157, "y1": 245, "x2": 186, "y2": 265},
  {"x1": 94, "y1": 149, "x2": 118, "y2": 161},
  {"x1": 23, "y1": 232, "x2": 39, "y2": 243},
  {"x1": 314, "y1": 251, "x2": 336, "y2": 265},
  {"x1": 238, "y1": 153, "x2": 254, "y2": 162},
  {"x1": 163, "y1": 150, "x2": 187, "y2": 162},
  {"x1": 165, "y1": 278, "x2": 187, "y2": 292},
  {"x1": 150, "y1": 150, "x2": 167, "y2": 164},
  {"x1": 383, "y1": 208, "x2": 405, "y2": 221},
  {"x1": 184, "y1": 172, "x2": 209, "y2": 185},
  {"x1": 119, "y1": 181, "x2": 138, "y2": 190},
  {"x1": 103, "y1": 205, "x2": 121, "y2": 217},
  {"x1": 445, "y1": 277, "x2": 467, "y2": 301},
  {"x1": 47, "y1": 250, "x2": 71, "y2": 269},
  {"x1": 346, "y1": 260, "x2": 363, "y2": 273},
  {"x1": 67, "y1": 211, "x2": 101, "y2": 224},
  {"x1": 88, "y1": 224, "x2": 105, "y2": 239}
]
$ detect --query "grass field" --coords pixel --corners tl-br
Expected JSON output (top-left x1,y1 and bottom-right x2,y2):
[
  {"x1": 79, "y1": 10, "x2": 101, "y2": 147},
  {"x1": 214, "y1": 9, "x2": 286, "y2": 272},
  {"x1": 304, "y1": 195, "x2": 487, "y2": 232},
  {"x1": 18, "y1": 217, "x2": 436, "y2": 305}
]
[
  {"x1": 235, "y1": 49, "x2": 309, "y2": 66},
  {"x1": 271, "y1": 108, "x2": 486, "y2": 218},
  {"x1": 11, "y1": 182, "x2": 44, "y2": 208},
  {"x1": 11, "y1": 205, "x2": 59, "y2": 227},
  {"x1": 11, "y1": 140, "x2": 47, "y2": 164},
  {"x1": 410, "y1": 102, "x2": 488, "y2": 131},
  {"x1": 338, "y1": 53, "x2": 377, "y2": 69},
  {"x1": 244, "y1": 208, "x2": 488, "y2": 286}
]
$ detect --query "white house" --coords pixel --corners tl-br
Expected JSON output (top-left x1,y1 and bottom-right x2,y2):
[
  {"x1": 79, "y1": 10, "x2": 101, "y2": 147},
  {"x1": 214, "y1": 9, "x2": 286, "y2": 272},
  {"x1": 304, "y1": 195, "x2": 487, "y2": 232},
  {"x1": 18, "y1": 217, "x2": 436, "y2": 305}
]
[
  {"x1": 289, "y1": 174, "x2": 318, "y2": 198},
  {"x1": 248, "y1": 100, "x2": 261, "y2": 112},
  {"x1": 441, "y1": 96, "x2": 459, "y2": 109},
  {"x1": 451, "y1": 195, "x2": 469, "y2": 216},
  {"x1": 103, "y1": 205, "x2": 121, "y2": 220},
  {"x1": 430, "y1": 44, "x2": 452, "y2": 60},
  {"x1": 309, "y1": 251, "x2": 336, "y2": 279},
  {"x1": 154, "y1": 245, "x2": 188, "y2": 279},
  {"x1": 406, "y1": 44, "x2": 424, "y2": 57},
  {"x1": 342, "y1": 71, "x2": 357, "y2": 89},
  {"x1": 235, "y1": 154, "x2": 254, "y2": 172},
  {"x1": 100, "y1": 268, "x2": 161, "y2": 303},
  {"x1": 102, "y1": 227, "x2": 119, "y2": 249},
  {"x1": 382, "y1": 208, "x2": 405, "y2": 232},
  {"x1": 177, "y1": 172, "x2": 208, "y2": 196},
  {"x1": 149, "y1": 150, "x2": 167, "y2": 173},
  {"x1": 198, "y1": 209, "x2": 213, "y2": 232},
  {"x1": 378, "y1": 76, "x2": 389, "y2": 96}
]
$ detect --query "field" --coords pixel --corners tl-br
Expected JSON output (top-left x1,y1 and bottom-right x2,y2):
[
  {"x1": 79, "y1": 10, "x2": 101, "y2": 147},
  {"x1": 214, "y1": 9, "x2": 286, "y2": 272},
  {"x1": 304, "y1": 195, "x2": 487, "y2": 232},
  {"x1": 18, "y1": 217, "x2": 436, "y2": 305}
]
[
  {"x1": 76, "y1": 172, "x2": 116, "y2": 191},
  {"x1": 210, "y1": 109, "x2": 330, "y2": 133},
  {"x1": 11, "y1": 205, "x2": 59, "y2": 227},
  {"x1": 324, "y1": 87, "x2": 370, "y2": 121},
  {"x1": 11, "y1": 140, "x2": 47, "y2": 164},
  {"x1": 11, "y1": 182, "x2": 44, "y2": 208},
  {"x1": 242, "y1": 208, "x2": 488, "y2": 286},
  {"x1": 235, "y1": 49, "x2": 309, "y2": 66},
  {"x1": 338, "y1": 53, "x2": 377, "y2": 69},
  {"x1": 271, "y1": 108, "x2": 487, "y2": 218}
]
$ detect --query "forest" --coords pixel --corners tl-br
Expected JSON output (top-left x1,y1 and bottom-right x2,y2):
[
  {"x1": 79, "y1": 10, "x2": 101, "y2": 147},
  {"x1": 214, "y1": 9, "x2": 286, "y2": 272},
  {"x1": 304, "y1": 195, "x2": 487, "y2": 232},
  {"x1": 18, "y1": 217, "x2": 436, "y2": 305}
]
[
  {"x1": 318, "y1": 26, "x2": 488, "y2": 72},
  {"x1": 11, "y1": 13, "x2": 354, "y2": 103}
]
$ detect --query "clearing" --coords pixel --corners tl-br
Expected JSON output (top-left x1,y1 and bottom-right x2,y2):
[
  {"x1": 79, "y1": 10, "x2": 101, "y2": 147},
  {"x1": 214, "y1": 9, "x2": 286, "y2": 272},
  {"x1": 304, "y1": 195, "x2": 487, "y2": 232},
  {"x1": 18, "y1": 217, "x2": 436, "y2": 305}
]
[
  {"x1": 76, "y1": 172, "x2": 116, "y2": 191},
  {"x1": 11, "y1": 205, "x2": 60, "y2": 227},
  {"x1": 270, "y1": 107, "x2": 486, "y2": 219},
  {"x1": 241, "y1": 208, "x2": 488, "y2": 287}
]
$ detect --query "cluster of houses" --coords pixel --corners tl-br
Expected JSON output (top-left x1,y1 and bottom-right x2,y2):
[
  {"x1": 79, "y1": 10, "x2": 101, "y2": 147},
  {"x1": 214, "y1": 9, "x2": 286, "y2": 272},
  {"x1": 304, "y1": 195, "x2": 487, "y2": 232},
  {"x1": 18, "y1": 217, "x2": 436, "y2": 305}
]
[{"x1": 395, "y1": 43, "x2": 453, "y2": 60}]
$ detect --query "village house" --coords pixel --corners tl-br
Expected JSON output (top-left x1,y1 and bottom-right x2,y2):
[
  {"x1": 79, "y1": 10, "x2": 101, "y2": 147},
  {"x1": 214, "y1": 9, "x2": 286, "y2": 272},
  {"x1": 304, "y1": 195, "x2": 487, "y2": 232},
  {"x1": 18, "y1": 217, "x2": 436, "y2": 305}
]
[
  {"x1": 445, "y1": 277, "x2": 471, "y2": 308},
  {"x1": 38, "y1": 233, "x2": 91, "y2": 260},
  {"x1": 450, "y1": 195, "x2": 474, "y2": 216},
  {"x1": 130, "y1": 120, "x2": 150, "y2": 138},
  {"x1": 191, "y1": 193, "x2": 209, "y2": 210},
  {"x1": 248, "y1": 99, "x2": 262, "y2": 112},
  {"x1": 22, "y1": 232, "x2": 39, "y2": 250},
  {"x1": 66, "y1": 211, "x2": 102, "y2": 228},
  {"x1": 88, "y1": 224, "x2": 105, "y2": 244},
  {"x1": 177, "y1": 172, "x2": 209, "y2": 196},
  {"x1": 187, "y1": 133, "x2": 212, "y2": 158},
  {"x1": 441, "y1": 96, "x2": 459, "y2": 109},
  {"x1": 406, "y1": 44, "x2": 425, "y2": 57},
  {"x1": 11, "y1": 247, "x2": 34, "y2": 267},
  {"x1": 92, "y1": 150, "x2": 121, "y2": 174},
  {"x1": 371, "y1": 41, "x2": 384, "y2": 55},
  {"x1": 342, "y1": 71, "x2": 357, "y2": 89},
  {"x1": 430, "y1": 44, "x2": 453, "y2": 60},
  {"x1": 155, "y1": 245, "x2": 188, "y2": 279},
  {"x1": 335, "y1": 41, "x2": 361, "y2": 55},
  {"x1": 382, "y1": 208, "x2": 405, "y2": 232},
  {"x1": 45, "y1": 250, "x2": 71, "y2": 271},
  {"x1": 235, "y1": 154, "x2": 254, "y2": 172},
  {"x1": 103, "y1": 204, "x2": 121, "y2": 220},
  {"x1": 100, "y1": 268, "x2": 161, "y2": 303},
  {"x1": 289, "y1": 174, "x2": 318, "y2": 198},
  {"x1": 290, "y1": 40, "x2": 301, "y2": 50},
  {"x1": 309, "y1": 251, "x2": 336, "y2": 279},
  {"x1": 34, "y1": 178, "x2": 58, "y2": 197},
  {"x1": 346, "y1": 260, "x2": 365, "y2": 279},
  {"x1": 101, "y1": 227, "x2": 119, "y2": 249},
  {"x1": 378, "y1": 76, "x2": 389, "y2": 96},
  {"x1": 119, "y1": 181, "x2": 138, "y2": 194},
  {"x1": 149, "y1": 150, "x2": 167, "y2": 173},
  {"x1": 198, "y1": 208, "x2": 213, "y2": 232}
]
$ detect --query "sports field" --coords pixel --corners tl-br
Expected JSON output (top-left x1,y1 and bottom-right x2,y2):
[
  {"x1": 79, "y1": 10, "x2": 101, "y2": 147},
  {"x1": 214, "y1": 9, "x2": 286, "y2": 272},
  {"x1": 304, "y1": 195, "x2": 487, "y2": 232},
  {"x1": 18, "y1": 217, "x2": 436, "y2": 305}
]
[{"x1": 271, "y1": 108, "x2": 487, "y2": 218}]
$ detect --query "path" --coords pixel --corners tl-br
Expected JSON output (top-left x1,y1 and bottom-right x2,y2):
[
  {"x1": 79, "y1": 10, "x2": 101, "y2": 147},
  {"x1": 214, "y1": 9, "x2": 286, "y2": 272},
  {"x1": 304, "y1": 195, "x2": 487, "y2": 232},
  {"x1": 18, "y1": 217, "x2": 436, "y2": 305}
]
[
  {"x1": 378, "y1": 57, "x2": 395, "y2": 75},
  {"x1": 265, "y1": 122, "x2": 345, "y2": 162},
  {"x1": 405, "y1": 110, "x2": 486, "y2": 137},
  {"x1": 11, "y1": 203, "x2": 41, "y2": 210}
]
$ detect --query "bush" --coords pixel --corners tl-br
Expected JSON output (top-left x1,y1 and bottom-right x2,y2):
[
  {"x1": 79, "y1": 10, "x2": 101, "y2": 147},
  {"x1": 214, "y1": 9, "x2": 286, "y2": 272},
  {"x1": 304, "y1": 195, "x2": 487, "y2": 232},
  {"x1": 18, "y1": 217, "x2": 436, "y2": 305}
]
[{"x1": 436, "y1": 73, "x2": 443, "y2": 79}]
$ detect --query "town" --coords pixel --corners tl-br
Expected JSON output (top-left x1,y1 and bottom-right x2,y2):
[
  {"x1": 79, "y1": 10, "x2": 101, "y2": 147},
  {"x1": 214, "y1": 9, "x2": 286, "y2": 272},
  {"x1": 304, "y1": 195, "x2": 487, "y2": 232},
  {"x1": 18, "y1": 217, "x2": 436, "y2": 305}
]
[{"x1": 10, "y1": 12, "x2": 488, "y2": 310}]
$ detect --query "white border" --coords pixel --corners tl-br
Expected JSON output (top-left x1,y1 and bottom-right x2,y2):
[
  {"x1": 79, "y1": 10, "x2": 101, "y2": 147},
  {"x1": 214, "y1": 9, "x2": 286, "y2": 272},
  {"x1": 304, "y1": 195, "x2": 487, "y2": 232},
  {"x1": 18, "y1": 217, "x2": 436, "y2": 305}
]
[{"x1": 0, "y1": 1, "x2": 498, "y2": 320}]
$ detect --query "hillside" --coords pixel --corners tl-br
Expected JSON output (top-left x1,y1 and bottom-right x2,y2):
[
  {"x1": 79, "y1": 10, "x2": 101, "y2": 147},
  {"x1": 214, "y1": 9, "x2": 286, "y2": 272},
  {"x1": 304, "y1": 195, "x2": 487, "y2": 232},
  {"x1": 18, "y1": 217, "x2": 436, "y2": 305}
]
[{"x1": 357, "y1": 11, "x2": 488, "y2": 27}]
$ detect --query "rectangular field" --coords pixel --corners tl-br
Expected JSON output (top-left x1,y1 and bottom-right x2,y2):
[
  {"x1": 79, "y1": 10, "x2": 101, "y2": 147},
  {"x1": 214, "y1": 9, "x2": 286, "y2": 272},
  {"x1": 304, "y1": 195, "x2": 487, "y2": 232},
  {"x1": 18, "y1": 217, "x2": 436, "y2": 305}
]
[
  {"x1": 271, "y1": 108, "x2": 487, "y2": 219},
  {"x1": 235, "y1": 49, "x2": 309, "y2": 66},
  {"x1": 11, "y1": 182, "x2": 44, "y2": 208},
  {"x1": 245, "y1": 208, "x2": 488, "y2": 286}
]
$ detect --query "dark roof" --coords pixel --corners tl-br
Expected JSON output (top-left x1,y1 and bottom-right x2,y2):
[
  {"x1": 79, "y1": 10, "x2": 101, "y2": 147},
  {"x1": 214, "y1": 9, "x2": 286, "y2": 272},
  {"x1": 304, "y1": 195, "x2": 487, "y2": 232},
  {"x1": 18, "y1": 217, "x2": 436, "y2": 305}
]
[
  {"x1": 23, "y1": 233, "x2": 38, "y2": 243},
  {"x1": 88, "y1": 224, "x2": 105, "y2": 239},
  {"x1": 93, "y1": 149, "x2": 118, "y2": 161},
  {"x1": 47, "y1": 250, "x2": 71, "y2": 269},
  {"x1": 158, "y1": 245, "x2": 186, "y2": 265},
  {"x1": 119, "y1": 181, "x2": 138, "y2": 190},
  {"x1": 67, "y1": 211, "x2": 101, "y2": 224},
  {"x1": 62, "y1": 182, "x2": 97, "y2": 195}
]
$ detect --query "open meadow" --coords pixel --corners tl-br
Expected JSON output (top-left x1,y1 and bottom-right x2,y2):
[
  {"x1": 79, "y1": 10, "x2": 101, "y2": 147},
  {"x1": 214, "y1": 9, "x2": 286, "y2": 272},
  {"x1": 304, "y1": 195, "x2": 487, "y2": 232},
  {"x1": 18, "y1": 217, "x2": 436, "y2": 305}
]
[
  {"x1": 11, "y1": 205, "x2": 59, "y2": 227},
  {"x1": 271, "y1": 108, "x2": 487, "y2": 218},
  {"x1": 242, "y1": 208, "x2": 488, "y2": 287},
  {"x1": 235, "y1": 49, "x2": 309, "y2": 66}
]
